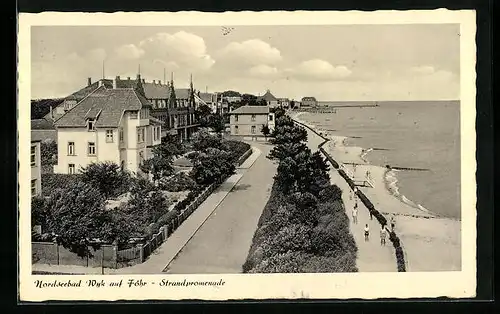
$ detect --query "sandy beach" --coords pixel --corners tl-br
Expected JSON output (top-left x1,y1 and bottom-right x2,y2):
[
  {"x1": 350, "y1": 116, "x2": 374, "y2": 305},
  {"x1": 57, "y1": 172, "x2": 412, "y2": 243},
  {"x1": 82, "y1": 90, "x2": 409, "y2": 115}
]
[{"x1": 293, "y1": 111, "x2": 461, "y2": 271}]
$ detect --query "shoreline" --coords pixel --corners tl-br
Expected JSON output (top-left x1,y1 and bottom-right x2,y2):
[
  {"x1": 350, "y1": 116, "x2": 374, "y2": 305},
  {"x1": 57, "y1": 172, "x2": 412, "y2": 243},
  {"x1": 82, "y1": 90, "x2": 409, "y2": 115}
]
[
  {"x1": 294, "y1": 111, "x2": 458, "y2": 220},
  {"x1": 292, "y1": 111, "x2": 461, "y2": 271}
]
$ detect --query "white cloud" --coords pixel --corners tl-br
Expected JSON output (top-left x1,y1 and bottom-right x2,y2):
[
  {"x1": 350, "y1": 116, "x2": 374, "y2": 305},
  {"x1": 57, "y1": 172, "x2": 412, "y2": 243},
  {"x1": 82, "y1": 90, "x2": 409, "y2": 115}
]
[
  {"x1": 114, "y1": 44, "x2": 145, "y2": 60},
  {"x1": 248, "y1": 64, "x2": 279, "y2": 77},
  {"x1": 85, "y1": 48, "x2": 107, "y2": 62},
  {"x1": 218, "y1": 39, "x2": 282, "y2": 66},
  {"x1": 286, "y1": 59, "x2": 352, "y2": 81},
  {"x1": 138, "y1": 31, "x2": 215, "y2": 70}
]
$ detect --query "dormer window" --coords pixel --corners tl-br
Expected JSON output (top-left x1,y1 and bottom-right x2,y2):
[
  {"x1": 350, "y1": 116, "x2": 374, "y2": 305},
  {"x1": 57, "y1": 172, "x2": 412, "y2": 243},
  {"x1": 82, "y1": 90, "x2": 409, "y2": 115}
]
[{"x1": 87, "y1": 119, "x2": 96, "y2": 131}]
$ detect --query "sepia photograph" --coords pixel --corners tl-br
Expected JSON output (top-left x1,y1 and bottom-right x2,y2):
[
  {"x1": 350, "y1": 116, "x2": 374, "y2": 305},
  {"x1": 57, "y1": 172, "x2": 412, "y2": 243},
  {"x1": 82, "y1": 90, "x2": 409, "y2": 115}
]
[{"x1": 18, "y1": 10, "x2": 477, "y2": 301}]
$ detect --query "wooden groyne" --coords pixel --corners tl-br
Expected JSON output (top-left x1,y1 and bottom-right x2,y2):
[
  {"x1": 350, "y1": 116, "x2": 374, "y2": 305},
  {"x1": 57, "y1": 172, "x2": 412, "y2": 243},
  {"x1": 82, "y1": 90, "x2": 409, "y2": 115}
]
[{"x1": 387, "y1": 165, "x2": 430, "y2": 172}]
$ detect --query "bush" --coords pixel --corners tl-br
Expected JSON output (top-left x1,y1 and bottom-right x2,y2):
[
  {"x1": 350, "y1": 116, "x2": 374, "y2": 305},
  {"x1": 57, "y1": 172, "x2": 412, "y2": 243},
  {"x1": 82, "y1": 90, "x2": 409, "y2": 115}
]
[
  {"x1": 318, "y1": 184, "x2": 342, "y2": 203},
  {"x1": 41, "y1": 173, "x2": 82, "y2": 196},
  {"x1": 244, "y1": 183, "x2": 358, "y2": 273},
  {"x1": 80, "y1": 161, "x2": 131, "y2": 199},
  {"x1": 159, "y1": 172, "x2": 197, "y2": 192},
  {"x1": 224, "y1": 140, "x2": 251, "y2": 162}
]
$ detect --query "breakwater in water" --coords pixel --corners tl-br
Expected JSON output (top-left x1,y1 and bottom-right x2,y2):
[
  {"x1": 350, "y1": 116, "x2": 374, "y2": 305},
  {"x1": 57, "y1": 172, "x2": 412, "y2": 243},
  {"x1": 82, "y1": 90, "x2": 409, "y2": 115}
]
[{"x1": 292, "y1": 118, "x2": 407, "y2": 272}]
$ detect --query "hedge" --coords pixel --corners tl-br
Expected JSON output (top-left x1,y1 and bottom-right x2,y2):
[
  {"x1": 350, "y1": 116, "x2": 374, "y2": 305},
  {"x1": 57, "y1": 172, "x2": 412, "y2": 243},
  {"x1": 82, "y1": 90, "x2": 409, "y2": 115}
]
[
  {"x1": 243, "y1": 184, "x2": 357, "y2": 273},
  {"x1": 224, "y1": 140, "x2": 251, "y2": 163}
]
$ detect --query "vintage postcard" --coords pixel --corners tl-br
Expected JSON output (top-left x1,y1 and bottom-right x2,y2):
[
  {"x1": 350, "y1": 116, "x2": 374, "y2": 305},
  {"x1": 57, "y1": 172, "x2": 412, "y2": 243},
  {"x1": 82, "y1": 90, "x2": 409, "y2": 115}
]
[{"x1": 18, "y1": 10, "x2": 477, "y2": 301}]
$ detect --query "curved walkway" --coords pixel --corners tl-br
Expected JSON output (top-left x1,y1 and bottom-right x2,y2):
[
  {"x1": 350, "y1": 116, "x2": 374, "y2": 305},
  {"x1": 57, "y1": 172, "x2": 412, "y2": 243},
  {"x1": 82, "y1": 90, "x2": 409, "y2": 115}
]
[{"x1": 303, "y1": 127, "x2": 397, "y2": 272}]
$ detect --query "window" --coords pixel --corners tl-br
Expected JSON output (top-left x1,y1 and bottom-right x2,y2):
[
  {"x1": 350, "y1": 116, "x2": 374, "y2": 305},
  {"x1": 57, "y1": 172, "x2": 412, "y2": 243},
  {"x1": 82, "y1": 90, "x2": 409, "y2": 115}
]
[
  {"x1": 106, "y1": 130, "x2": 114, "y2": 143},
  {"x1": 88, "y1": 142, "x2": 96, "y2": 156},
  {"x1": 251, "y1": 115, "x2": 256, "y2": 121},
  {"x1": 269, "y1": 114, "x2": 273, "y2": 121},
  {"x1": 67, "y1": 142, "x2": 75, "y2": 155},
  {"x1": 137, "y1": 127, "x2": 145, "y2": 143},
  {"x1": 234, "y1": 126, "x2": 239, "y2": 134},
  {"x1": 130, "y1": 111, "x2": 138, "y2": 119},
  {"x1": 235, "y1": 115, "x2": 239, "y2": 122},
  {"x1": 68, "y1": 164, "x2": 75, "y2": 174},
  {"x1": 31, "y1": 179, "x2": 37, "y2": 196},
  {"x1": 87, "y1": 119, "x2": 95, "y2": 131},
  {"x1": 153, "y1": 127, "x2": 157, "y2": 141},
  {"x1": 119, "y1": 128, "x2": 124, "y2": 142},
  {"x1": 31, "y1": 146, "x2": 36, "y2": 167},
  {"x1": 251, "y1": 125, "x2": 256, "y2": 134}
]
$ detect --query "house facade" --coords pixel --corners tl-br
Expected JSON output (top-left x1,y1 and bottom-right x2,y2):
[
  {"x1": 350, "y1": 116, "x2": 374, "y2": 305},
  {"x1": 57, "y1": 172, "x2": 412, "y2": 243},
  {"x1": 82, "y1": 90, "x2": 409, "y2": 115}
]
[
  {"x1": 301, "y1": 96, "x2": 318, "y2": 107},
  {"x1": 229, "y1": 106, "x2": 275, "y2": 138},
  {"x1": 30, "y1": 138, "x2": 42, "y2": 197},
  {"x1": 110, "y1": 75, "x2": 199, "y2": 142},
  {"x1": 53, "y1": 78, "x2": 162, "y2": 175}
]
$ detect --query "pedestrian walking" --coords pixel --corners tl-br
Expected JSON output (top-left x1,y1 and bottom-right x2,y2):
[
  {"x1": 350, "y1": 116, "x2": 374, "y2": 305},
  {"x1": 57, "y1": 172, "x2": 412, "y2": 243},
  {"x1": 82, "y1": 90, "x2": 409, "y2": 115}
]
[
  {"x1": 380, "y1": 225, "x2": 387, "y2": 246},
  {"x1": 369, "y1": 210, "x2": 373, "y2": 220},
  {"x1": 390, "y1": 215, "x2": 396, "y2": 232},
  {"x1": 364, "y1": 224, "x2": 370, "y2": 242},
  {"x1": 352, "y1": 204, "x2": 358, "y2": 224}
]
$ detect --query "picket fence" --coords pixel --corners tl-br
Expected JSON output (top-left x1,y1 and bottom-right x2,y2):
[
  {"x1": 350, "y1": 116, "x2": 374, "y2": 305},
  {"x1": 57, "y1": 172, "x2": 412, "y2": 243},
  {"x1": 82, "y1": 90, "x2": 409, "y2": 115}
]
[{"x1": 116, "y1": 183, "x2": 218, "y2": 267}]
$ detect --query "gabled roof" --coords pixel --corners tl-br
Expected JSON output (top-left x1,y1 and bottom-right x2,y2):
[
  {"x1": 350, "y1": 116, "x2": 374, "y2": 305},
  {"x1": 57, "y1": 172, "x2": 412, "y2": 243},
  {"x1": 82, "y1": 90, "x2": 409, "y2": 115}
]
[
  {"x1": 258, "y1": 90, "x2": 278, "y2": 102},
  {"x1": 54, "y1": 86, "x2": 152, "y2": 128},
  {"x1": 302, "y1": 96, "x2": 317, "y2": 101},
  {"x1": 198, "y1": 92, "x2": 215, "y2": 102},
  {"x1": 31, "y1": 118, "x2": 55, "y2": 130},
  {"x1": 230, "y1": 105, "x2": 270, "y2": 115},
  {"x1": 175, "y1": 88, "x2": 190, "y2": 100}
]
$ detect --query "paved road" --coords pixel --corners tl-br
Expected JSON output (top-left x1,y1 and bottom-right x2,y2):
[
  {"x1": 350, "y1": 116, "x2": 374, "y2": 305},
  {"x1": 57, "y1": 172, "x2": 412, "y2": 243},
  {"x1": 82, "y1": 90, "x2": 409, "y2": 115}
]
[{"x1": 165, "y1": 142, "x2": 275, "y2": 274}]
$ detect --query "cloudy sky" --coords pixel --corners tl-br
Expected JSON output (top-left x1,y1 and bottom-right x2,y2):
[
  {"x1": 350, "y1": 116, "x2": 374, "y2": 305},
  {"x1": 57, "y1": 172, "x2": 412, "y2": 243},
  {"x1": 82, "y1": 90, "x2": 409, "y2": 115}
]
[{"x1": 31, "y1": 24, "x2": 460, "y2": 101}]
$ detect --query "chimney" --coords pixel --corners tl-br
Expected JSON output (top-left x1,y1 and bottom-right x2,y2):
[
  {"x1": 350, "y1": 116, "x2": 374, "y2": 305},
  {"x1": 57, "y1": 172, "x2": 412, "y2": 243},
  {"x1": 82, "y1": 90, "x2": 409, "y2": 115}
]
[
  {"x1": 87, "y1": 77, "x2": 92, "y2": 86},
  {"x1": 142, "y1": 79, "x2": 145, "y2": 83},
  {"x1": 127, "y1": 77, "x2": 131, "y2": 80},
  {"x1": 98, "y1": 80, "x2": 103, "y2": 87},
  {"x1": 113, "y1": 76, "x2": 119, "y2": 89},
  {"x1": 153, "y1": 80, "x2": 156, "y2": 84},
  {"x1": 159, "y1": 80, "x2": 162, "y2": 85}
]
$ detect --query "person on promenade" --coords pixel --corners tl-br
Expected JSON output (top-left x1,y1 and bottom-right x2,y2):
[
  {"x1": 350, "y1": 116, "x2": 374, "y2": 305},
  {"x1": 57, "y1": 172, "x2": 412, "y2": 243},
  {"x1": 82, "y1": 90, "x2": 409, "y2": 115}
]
[
  {"x1": 369, "y1": 210, "x2": 373, "y2": 220},
  {"x1": 390, "y1": 215, "x2": 396, "y2": 232},
  {"x1": 364, "y1": 224, "x2": 370, "y2": 242},
  {"x1": 380, "y1": 225, "x2": 387, "y2": 246},
  {"x1": 352, "y1": 203, "x2": 358, "y2": 224}
]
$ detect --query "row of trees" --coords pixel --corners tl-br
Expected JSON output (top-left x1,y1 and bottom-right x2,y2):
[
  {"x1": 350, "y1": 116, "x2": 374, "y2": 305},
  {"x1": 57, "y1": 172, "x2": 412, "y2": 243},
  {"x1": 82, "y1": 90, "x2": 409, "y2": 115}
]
[{"x1": 243, "y1": 113, "x2": 358, "y2": 273}]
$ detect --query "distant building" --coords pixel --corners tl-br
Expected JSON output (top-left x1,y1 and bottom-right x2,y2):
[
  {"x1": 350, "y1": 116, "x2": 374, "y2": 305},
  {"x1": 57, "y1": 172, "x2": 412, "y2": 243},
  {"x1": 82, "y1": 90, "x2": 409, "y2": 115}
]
[
  {"x1": 229, "y1": 106, "x2": 275, "y2": 138},
  {"x1": 257, "y1": 90, "x2": 279, "y2": 108},
  {"x1": 301, "y1": 96, "x2": 318, "y2": 107},
  {"x1": 53, "y1": 78, "x2": 162, "y2": 175},
  {"x1": 30, "y1": 138, "x2": 42, "y2": 197},
  {"x1": 224, "y1": 96, "x2": 242, "y2": 103},
  {"x1": 277, "y1": 98, "x2": 290, "y2": 108}
]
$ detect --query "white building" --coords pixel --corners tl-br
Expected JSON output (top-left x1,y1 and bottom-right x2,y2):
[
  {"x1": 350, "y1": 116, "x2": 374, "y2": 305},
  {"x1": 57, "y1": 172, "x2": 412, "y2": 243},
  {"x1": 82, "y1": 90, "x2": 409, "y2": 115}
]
[
  {"x1": 30, "y1": 138, "x2": 42, "y2": 196},
  {"x1": 53, "y1": 79, "x2": 162, "y2": 175},
  {"x1": 229, "y1": 106, "x2": 275, "y2": 139}
]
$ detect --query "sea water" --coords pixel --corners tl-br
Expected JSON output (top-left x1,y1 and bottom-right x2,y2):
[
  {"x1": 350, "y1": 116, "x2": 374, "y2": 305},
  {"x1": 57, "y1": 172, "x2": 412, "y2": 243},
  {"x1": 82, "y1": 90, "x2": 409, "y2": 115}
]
[{"x1": 299, "y1": 101, "x2": 461, "y2": 219}]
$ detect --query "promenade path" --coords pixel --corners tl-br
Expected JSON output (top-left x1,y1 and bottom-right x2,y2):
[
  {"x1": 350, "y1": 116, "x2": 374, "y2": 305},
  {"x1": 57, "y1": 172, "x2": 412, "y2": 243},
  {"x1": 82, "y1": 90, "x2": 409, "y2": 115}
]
[
  {"x1": 303, "y1": 126, "x2": 397, "y2": 272},
  {"x1": 164, "y1": 142, "x2": 275, "y2": 273}
]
